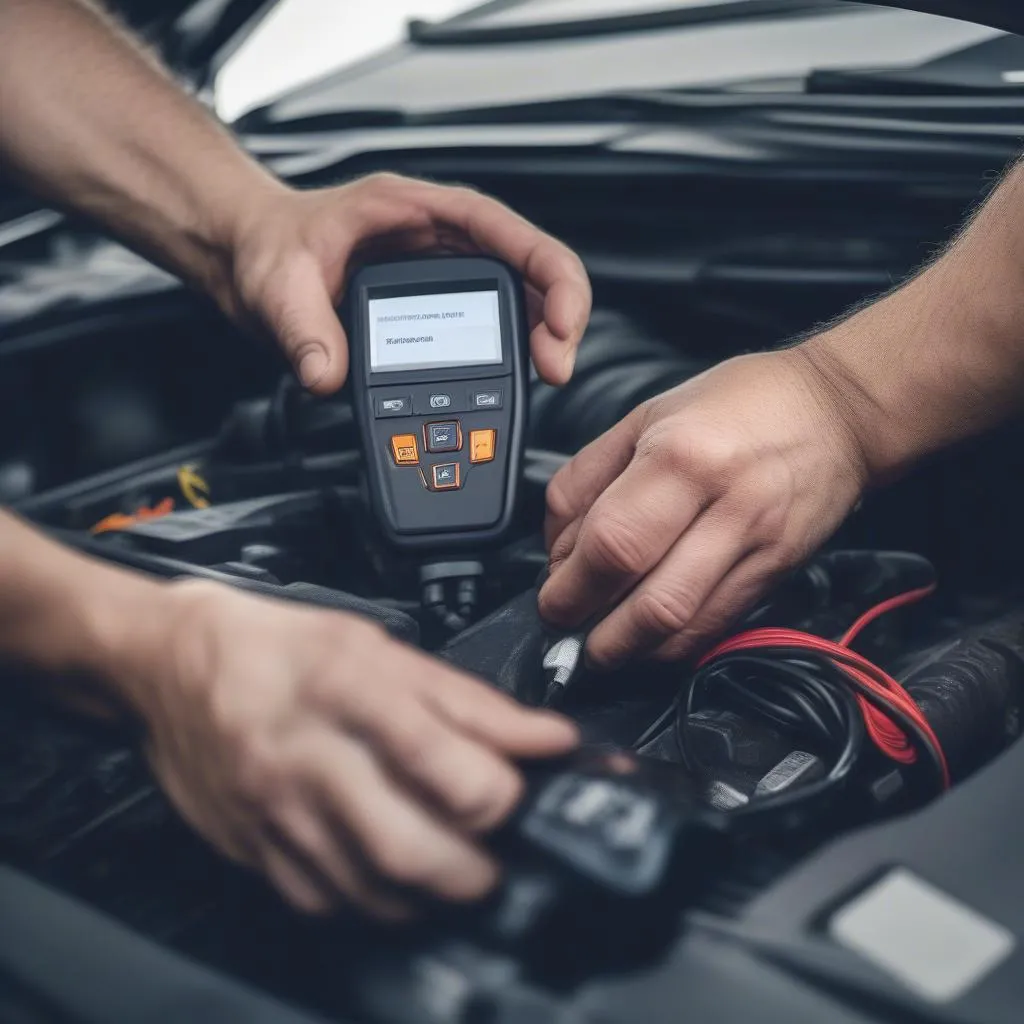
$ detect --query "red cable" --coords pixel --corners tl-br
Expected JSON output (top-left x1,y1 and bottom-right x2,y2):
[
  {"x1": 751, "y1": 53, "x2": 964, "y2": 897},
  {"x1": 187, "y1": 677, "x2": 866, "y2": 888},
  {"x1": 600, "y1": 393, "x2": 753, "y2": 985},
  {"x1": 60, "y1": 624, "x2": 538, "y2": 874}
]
[
  {"x1": 698, "y1": 586, "x2": 950, "y2": 788},
  {"x1": 840, "y1": 584, "x2": 937, "y2": 647}
]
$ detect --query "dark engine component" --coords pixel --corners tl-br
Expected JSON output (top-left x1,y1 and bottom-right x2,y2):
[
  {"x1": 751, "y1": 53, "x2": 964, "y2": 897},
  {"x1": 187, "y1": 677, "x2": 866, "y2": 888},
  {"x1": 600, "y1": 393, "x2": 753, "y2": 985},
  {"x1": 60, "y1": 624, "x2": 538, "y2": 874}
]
[
  {"x1": 442, "y1": 551, "x2": 1024, "y2": 826},
  {"x1": 897, "y1": 615, "x2": 1024, "y2": 780}
]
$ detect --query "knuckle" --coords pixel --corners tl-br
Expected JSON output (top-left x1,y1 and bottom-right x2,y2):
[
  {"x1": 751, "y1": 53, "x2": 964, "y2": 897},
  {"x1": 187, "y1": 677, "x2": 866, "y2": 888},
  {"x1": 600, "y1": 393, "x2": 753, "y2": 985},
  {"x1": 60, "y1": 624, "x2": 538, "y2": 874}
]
[
  {"x1": 537, "y1": 585, "x2": 573, "y2": 625},
  {"x1": 640, "y1": 427, "x2": 743, "y2": 485},
  {"x1": 636, "y1": 427, "x2": 691, "y2": 472},
  {"x1": 546, "y1": 533, "x2": 574, "y2": 574},
  {"x1": 583, "y1": 516, "x2": 649, "y2": 577},
  {"x1": 448, "y1": 768, "x2": 523, "y2": 831},
  {"x1": 545, "y1": 474, "x2": 575, "y2": 525},
  {"x1": 357, "y1": 170, "x2": 403, "y2": 192},
  {"x1": 449, "y1": 182, "x2": 482, "y2": 203},
  {"x1": 387, "y1": 720, "x2": 444, "y2": 779},
  {"x1": 747, "y1": 498, "x2": 788, "y2": 543},
  {"x1": 633, "y1": 586, "x2": 700, "y2": 638},
  {"x1": 363, "y1": 835, "x2": 427, "y2": 887},
  {"x1": 305, "y1": 617, "x2": 386, "y2": 697},
  {"x1": 305, "y1": 671, "x2": 345, "y2": 710},
  {"x1": 232, "y1": 738, "x2": 291, "y2": 814},
  {"x1": 770, "y1": 536, "x2": 804, "y2": 570}
]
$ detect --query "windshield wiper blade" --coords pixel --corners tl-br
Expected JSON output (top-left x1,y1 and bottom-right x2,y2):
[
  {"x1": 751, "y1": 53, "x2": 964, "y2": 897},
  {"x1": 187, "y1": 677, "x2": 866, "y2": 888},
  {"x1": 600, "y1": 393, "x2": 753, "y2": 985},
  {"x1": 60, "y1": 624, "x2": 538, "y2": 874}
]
[
  {"x1": 420, "y1": 87, "x2": 1024, "y2": 128},
  {"x1": 408, "y1": 0, "x2": 848, "y2": 46}
]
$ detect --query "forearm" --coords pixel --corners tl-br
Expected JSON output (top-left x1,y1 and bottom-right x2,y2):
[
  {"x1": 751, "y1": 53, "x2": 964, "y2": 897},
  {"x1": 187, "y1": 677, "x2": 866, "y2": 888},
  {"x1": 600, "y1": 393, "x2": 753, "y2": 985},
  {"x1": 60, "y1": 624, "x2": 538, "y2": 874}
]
[
  {"x1": 0, "y1": 509, "x2": 164, "y2": 717},
  {"x1": 803, "y1": 159, "x2": 1024, "y2": 481},
  {"x1": 0, "y1": 0, "x2": 283, "y2": 298}
]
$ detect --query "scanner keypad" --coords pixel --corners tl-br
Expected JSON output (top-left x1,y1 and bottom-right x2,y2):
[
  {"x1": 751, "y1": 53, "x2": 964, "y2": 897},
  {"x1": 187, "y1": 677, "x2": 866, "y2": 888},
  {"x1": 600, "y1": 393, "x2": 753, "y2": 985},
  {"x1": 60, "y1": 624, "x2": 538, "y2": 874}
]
[{"x1": 385, "y1": 392, "x2": 500, "y2": 491}]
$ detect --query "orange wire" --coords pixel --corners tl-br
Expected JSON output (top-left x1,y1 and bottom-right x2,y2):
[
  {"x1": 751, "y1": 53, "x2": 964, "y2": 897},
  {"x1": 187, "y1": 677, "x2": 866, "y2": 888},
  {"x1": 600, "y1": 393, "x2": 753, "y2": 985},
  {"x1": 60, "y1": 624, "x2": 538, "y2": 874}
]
[{"x1": 90, "y1": 496, "x2": 175, "y2": 535}]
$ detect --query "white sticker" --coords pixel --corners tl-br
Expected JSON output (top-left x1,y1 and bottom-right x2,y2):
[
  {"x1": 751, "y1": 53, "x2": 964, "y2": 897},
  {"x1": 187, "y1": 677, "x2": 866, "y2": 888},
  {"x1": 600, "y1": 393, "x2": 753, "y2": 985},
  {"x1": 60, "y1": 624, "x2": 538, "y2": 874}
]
[{"x1": 830, "y1": 868, "x2": 1015, "y2": 1003}]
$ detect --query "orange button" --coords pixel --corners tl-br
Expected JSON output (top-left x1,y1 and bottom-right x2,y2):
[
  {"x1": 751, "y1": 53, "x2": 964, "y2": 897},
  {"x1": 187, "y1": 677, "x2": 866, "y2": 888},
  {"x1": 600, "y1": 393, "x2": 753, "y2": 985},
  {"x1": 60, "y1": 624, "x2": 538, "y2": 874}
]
[
  {"x1": 390, "y1": 433, "x2": 419, "y2": 466},
  {"x1": 469, "y1": 429, "x2": 496, "y2": 464}
]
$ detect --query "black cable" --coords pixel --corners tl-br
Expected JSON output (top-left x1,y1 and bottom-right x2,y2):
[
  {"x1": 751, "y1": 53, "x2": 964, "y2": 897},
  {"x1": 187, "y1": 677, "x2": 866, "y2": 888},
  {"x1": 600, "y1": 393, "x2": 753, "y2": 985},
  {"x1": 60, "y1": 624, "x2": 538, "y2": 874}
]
[
  {"x1": 756, "y1": 646, "x2": 947, "y2": 794},
  {"x1": 700, "y1": 657, "x2": 852, "y2": 753},
  {"x1": 677, "y1": 653, "x2": 867, "y2": 826},
  {"x1": 631, "y1": 698, "x2": 679, "y2": 751}
]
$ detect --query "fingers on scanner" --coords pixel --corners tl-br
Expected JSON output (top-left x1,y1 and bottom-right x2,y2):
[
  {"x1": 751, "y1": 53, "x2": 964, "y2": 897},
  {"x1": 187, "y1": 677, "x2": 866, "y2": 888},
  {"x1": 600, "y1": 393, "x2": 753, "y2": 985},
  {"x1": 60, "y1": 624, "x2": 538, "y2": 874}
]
[{"x1": 311, "y1": 732, "x2": 501, "y2": 903}]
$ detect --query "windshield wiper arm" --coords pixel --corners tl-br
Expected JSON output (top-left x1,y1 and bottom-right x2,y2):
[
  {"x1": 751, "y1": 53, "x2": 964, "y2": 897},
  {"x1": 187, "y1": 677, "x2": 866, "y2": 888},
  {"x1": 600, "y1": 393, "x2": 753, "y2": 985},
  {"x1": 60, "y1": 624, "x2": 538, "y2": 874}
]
[{"x1": 408, "y1": 0, "x2": 848, "y2": 46}]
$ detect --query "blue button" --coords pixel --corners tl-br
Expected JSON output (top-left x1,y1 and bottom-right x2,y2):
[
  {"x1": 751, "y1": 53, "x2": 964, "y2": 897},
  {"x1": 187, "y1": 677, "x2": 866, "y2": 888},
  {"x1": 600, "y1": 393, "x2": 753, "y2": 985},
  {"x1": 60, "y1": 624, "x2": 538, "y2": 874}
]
[{"x1": 427, "y1": 421, "x2": 461, "y2": 453}]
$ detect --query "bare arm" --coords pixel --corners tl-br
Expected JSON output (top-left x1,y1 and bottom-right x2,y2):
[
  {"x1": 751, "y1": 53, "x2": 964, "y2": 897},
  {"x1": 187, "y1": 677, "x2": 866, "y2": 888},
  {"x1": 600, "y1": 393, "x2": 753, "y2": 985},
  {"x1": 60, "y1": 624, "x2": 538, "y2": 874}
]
[
  {"x1": 0, "y1": 508, "x2": 163, "y2": 710},
  {"x1": 0, "y1": 1, "x2": 587, "y2": 914},
  {"x1": 0, "y1": 0, "x2": 591, "y2": 389},
  {"x1": 0, "y1": 0, "x2": 277, "y2": 305},
  {"x1": 806, "y1": 160, "x2": 1024, "y2": 480},
  {"x1": 0, "y1": 504, "x2": 579, "y2": 916}
]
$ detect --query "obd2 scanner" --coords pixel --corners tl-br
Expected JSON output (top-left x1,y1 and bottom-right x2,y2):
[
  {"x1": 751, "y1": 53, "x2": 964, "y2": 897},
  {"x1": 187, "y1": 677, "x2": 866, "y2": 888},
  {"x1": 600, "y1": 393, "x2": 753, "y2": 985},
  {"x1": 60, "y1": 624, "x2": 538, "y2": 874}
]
[{"x1": 345, "y1": 256, "x2": 530, "y2": 631}]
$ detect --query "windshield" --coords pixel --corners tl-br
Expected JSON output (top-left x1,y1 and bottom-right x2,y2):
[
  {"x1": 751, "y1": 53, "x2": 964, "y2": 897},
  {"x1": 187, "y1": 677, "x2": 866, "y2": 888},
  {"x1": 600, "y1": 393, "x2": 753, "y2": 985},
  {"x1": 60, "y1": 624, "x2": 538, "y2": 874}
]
[
  {"x1": 215, "y1": 0, "x2": 835, "y2": 122},
  {"x1": 218, "y1": 0, "x2": 1009, "y2": 127},
  {"x1": 215, "y1": 0, "x2": 480, "y2": 122}
]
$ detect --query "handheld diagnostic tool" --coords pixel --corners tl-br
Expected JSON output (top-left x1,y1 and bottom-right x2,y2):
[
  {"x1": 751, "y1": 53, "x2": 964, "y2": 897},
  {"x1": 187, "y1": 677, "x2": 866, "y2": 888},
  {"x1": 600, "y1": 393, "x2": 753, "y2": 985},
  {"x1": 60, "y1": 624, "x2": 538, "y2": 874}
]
[{"x1": 346, "y1": 256, "x2": 528, "y2": 550}]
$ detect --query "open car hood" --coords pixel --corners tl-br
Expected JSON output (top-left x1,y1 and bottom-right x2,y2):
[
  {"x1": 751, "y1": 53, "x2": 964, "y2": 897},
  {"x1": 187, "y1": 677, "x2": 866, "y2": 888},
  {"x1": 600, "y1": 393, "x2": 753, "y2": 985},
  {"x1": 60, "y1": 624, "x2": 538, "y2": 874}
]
[
  {"x1": 230, "y1": 1, "x2": 1020, "y2": 133},
  {"x1": 101, "y1": 0, "x2": 274, "y2": 86},
  {"x1": 796, "y1": 1, "x2": 1022, "y2": 32},
  {"x1": 876, "y1": 1, "x2": 1023, "y2": 34}
]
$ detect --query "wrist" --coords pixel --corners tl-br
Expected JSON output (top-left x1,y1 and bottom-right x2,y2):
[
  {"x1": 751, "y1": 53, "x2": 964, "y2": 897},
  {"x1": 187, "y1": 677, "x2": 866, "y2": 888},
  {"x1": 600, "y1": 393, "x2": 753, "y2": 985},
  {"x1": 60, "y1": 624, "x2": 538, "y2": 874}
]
[
  {"x1": 796, "y1": 321, "x2": 909, "y2": 487},
  {"x1": 161, "y1": 167, "x2": 289, "y2": 312},
  {"x1": 799, "y1": 162, "x2": 1024, "y2": 484},
  {"x1": 796, "y1": 256, "x2": 995, "y2": 484},
  {"x1": 39, "y1": 554, "x2": 174, "y2": 722}
]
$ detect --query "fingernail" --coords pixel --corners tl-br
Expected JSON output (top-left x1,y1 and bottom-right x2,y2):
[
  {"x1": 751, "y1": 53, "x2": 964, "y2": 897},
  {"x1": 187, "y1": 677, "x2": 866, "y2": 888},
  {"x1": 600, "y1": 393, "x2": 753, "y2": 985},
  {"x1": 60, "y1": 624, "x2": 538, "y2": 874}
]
[
  {"x1": 562, "y1": 348, "x2": 577, "y2": 381},
  {"x1": 297, "y1": 347, "x2": 329, "y2": 388}
]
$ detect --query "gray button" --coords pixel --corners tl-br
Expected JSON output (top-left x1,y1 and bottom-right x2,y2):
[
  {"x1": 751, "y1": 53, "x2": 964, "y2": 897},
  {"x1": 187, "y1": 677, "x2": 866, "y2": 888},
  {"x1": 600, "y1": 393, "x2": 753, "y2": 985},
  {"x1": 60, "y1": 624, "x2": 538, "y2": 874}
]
[
  {"x1": 427, "y1": 421, "x2": 461, "y2": 453},
  {"x1": 413, "y1": 392, "x2": 466, "y2": 415},
  {"x1": 472, "y1": 389, "x2": 503, "y2": 410},
  {"x1": 431, "y1": 463, "x2": 460, "y2": 490},
  {"x1": 374, "y1": 395, "x2": 411, "y2": 418}
]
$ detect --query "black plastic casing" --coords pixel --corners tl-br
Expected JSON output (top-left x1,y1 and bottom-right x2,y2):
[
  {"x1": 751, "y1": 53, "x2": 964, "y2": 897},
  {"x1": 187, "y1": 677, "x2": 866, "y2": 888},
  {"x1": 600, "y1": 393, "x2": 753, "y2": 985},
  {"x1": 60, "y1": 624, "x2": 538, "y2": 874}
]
[{"x1": 345, "y1": 256, "x2": 529, "y2": 551}]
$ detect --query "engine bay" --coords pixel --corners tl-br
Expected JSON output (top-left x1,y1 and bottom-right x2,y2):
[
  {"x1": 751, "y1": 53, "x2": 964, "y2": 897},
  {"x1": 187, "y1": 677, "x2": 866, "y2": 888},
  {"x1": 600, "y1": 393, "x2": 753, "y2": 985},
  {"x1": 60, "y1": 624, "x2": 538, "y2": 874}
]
[{"x1": 4, "y1": 297, "x2": 1024, "y2": 1023}]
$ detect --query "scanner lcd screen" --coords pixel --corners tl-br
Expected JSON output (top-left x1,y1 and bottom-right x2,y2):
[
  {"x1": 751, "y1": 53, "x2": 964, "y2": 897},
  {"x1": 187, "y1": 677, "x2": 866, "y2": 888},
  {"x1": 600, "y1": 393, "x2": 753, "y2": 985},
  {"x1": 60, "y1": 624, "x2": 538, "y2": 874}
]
[{"x1": 368, "y1": 289, "x2": 502, "y2": 373}]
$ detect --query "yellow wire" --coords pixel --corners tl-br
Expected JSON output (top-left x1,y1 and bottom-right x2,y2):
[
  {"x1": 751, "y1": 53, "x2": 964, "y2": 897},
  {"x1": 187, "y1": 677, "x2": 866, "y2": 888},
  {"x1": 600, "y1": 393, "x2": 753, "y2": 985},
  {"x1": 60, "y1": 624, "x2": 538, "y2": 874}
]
[{"x1": 177, "y1": 464, "x2": 211, "y2": 509}]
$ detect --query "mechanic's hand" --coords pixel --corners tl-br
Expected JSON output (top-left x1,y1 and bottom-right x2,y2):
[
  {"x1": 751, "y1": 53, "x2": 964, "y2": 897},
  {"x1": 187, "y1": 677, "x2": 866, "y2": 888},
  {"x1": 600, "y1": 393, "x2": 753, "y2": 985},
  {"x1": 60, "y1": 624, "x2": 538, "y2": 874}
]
[
  {"x1": 538, "y1": 347, "x2": 871, "y2": 666},
  {"x1": 126, "y1": 581, "x2": 578, "y2": 919},
  {"x1": 218, "y1": 173, "x2": 591, "y2": 392}
]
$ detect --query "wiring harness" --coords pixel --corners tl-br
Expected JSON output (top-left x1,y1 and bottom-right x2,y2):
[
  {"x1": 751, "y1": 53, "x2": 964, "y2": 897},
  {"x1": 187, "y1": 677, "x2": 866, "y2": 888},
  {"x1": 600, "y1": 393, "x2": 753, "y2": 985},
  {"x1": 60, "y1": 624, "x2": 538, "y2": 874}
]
[
  {"x1": 695, "y1": 583, "x2": 947, "y2": 811},
  {"x1": 641, "y1": 583, "x2": 951, "y2": 823}
]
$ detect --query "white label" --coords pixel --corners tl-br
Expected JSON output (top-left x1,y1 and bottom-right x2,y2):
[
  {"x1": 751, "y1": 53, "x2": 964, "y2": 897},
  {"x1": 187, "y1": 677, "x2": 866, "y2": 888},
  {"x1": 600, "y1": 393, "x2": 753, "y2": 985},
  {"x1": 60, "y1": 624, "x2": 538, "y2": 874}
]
[
  {"x1": 369, "y1": 290, "x2": 501, "y2": 372},
  {"x1": 830, "y1": 868, "x2": 1015, "y2": 1003}
]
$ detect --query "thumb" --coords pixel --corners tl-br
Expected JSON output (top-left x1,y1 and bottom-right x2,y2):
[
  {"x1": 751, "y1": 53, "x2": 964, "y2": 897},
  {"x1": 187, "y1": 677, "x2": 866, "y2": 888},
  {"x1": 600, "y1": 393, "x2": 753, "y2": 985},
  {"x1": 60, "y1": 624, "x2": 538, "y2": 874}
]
[{"x1": 259, "y1": 258, "x2": 350, "y2": 394}]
